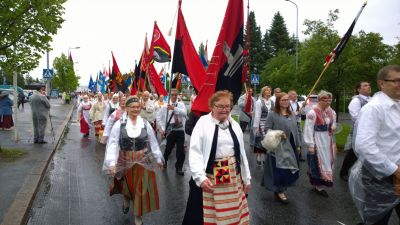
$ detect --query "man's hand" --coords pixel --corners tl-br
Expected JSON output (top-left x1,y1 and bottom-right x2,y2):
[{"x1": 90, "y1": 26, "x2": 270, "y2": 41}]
[
  {"x1": 308, "y1": 146, "x2": 315, "y2": 154},
  {"x1": 167, "y1": 104, "x2": 175, "y2": 111},
  {"x1": 201, "y1": 179, "x2": 214, "y2": 192}
]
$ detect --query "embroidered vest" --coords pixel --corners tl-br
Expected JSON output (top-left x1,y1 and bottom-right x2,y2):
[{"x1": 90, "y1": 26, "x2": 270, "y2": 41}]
[{"x1": 119, "y1": 118, "x2": 148, "y2": 151}]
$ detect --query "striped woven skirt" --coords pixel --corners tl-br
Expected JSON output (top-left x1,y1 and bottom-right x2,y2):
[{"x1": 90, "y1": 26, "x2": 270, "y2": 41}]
[
  {"x1": 110, "y1": 162, "x2": 160, "y2": 216},
  {"x1": 203, "y1": 157, "x2": 250, "y2": 225}
]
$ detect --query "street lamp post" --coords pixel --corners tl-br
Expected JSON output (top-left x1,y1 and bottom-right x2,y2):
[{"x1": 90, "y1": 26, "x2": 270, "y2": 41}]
[
  {"x1": 285, "y1": 0, "x2": 298, "y2": 72},
  {"x1": 0, "y1": 55, "x2": 6, "y2": 85}
]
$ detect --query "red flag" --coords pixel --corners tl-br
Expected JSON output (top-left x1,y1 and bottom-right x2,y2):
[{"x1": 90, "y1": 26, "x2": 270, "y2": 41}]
[
  {"x1": 139, "y1": 36, "x2": 150, "y2": 92},
  {"x1": 149, "y1": 22, "x2": 171, "y2": 63},
  {"x1": 171, "y1": 73, "x2": 182, "y2": 90},
  {"x1": 171, "y1": 0, "x2": 206, "y2": 92},
  {"x1": 148, "y1": 64, "x2": 168, "y2": 96},
  {"x1": 192, "y1": 0, "x2": 244, "y2": 113},
  {"x1": 245, "y1": 89, "x2": 252, "y2": 112},
  {"x1": 111, "y1": 52, "x2": 124, "y2": 91}
]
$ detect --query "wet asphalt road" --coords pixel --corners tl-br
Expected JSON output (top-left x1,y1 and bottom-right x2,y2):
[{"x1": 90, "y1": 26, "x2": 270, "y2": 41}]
[{"x1": 26, "y1": 109, "x2": 398, "y2": 225}]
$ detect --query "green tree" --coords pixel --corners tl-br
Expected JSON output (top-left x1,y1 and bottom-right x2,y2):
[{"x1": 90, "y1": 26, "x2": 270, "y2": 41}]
[
  {"x1": 389, "y1": 40, "x2": 400, "y2": 65},
  {"x1": 245, "y1": 11, "x2": 264, "y2": 75},
  {"x1": 269, "y1": 12, "x2": 292, "y2": 56},
  {"x1": 261, "y1": 50, "x2": 295, "y2": 91},
  {"x1": 261, "y1": 30, "x2": 273, "y2": 64},
  {"x1": 52, "y1": 53, "x2": 79, "y2": 92},
  {"x1": 24, "y1": 74, "x2": 35, "y2": 85},
  {"x1": 0, "y1": 0, "x2": 66, "y2": 81}
]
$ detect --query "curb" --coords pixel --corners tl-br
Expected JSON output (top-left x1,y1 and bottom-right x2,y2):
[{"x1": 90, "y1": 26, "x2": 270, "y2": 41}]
[{"x1": 0, "y1": 101, "x2": 76, "y2": 225}]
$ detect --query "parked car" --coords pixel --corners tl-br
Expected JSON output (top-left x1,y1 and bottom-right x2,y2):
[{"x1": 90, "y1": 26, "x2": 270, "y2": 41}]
[{"x1": 300, "y1": 94, "x2": 318, "y2": 120}]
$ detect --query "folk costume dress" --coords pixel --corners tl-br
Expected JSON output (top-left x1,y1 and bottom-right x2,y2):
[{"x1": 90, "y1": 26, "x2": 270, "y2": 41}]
[
  {"x1": 77, "y1": 101, "x2": 93, "y2": 135},
  {"x1": 90, "y1": 100, "x2": 106, "y2": 139},
  {"x1": 0, "y1": 93, "x2": 14, "y2": 129},
  {"x1": 182, "y1": 113, "x2": 251, "y2": 225},
  {"x1": 253, "y1": 97, "x2": 274, "y2": 153},
  {"x1": 261, "y1": 111, "x2": 301, "y2": 193},
  {"x1": 103, "y1": 115, "x2": 163, "y2": 217},
  {"x1": 304, "y1": 106, "x2": 337, "y2": 187}
]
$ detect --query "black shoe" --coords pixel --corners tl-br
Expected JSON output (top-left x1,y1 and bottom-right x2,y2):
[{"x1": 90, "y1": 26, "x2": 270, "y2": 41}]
[
  {"x1": 122, "y1": 204, "x2": 129, "y2": 214},
  {"x1": 274, "y1": 192, "x2": 289, "y2": 204},
  {"x1": 313, "y1": 188, "x2": 329, "y2": 197},
  {"x1": 34, "y1": 140, "x2": 38, "y2": 144},
  {"x1": 299, "y1": 158, "x2": 306, "y2": 162},
  {"x1": 83, "y1": 133, "x2": 89, "y2": 138},
  {"x1": 38, "y1": 141, "x2": 48, "y2": 144},
  {"x1": 176, "y1": 168, "x2": 184, "y2": 176}
]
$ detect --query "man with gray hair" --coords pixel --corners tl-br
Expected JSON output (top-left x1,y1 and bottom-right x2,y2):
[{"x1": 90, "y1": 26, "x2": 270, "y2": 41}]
[
  {"x1": 30, "y1": 86, "x2": 51, "y2": 144},
  {"x1": 350, "y1": 65, "x2": 400, "y2": 225}
]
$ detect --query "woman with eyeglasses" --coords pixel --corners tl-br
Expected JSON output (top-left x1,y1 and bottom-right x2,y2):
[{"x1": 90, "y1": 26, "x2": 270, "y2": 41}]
[
  {"x1": 303, "y1": 90, "x2": 337, "y2": 198},
  {"x1": 182, "y1": 90, "x2": 251, "y2": 225},
  {"x1": 103, "y1": 96, "x2": 164, "y2": 225},
  {"x1": 261, "y1": 92, "x2": 301, "y2": 204}
]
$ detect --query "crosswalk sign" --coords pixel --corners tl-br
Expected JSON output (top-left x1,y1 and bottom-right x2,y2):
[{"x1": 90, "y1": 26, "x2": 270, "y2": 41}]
[
  {"x1": 43, "y1": 69, "x2": 54, "y2": 79},
  {"x1": 251, "y1": 74, "x2": 259, "y2": 85}
]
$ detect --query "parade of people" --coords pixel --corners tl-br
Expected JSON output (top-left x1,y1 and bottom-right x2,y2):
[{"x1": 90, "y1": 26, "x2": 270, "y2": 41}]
[{"x1": 1, "y1": 0, "x2": 400, "y2": 224}]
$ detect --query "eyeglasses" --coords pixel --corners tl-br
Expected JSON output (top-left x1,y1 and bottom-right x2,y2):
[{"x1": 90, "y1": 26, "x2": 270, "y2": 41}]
[
  {"x1": 279, "y1": 99, "x2": 289, "y2": 102},
  {"x1": 214, "y1": 104, "x2": 231, "y2": 110},
  {"x1": 384, "y1": 79, "x2": 400, "y2": 85},
  {"x1": 128, "y1": 106, "x2": 141, "y2": 109}
]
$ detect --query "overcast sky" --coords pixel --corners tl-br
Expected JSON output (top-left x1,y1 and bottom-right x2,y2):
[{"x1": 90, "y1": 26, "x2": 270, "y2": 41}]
[{"x1": 30, "y1": 0, "x2": 400, "y2": 86}]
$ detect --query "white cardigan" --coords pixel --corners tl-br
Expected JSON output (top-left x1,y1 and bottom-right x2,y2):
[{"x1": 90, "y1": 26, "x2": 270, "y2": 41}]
[{"x1": 189, "y1": 113, "x2": 251, "y2": 187}]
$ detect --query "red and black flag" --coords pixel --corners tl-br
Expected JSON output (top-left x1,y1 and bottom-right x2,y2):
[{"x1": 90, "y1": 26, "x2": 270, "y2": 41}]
[
  {"x1": 171, "y1": 0, "x2": 206, "y2": 92},
  {"x1": 192, "y1": 0, "x2": 244, "y2": 113},
  {"x1": 131, "y1": 62, "x2": 140, "y2": 95},
  {"x1": 139, "y1": 36, "x2": 150, "y2": 92},
  {"x1": 148, "y1": 64, "x2": 168, "y2": 96},
  {"x1": 111, "y1": 52, "x2": 125, "y2": 92},
  {"x1": 325, "y1": 2, "x2": 367, "y2": 65},
  {"x1": 149, "y1": 22, "x2": 171, "y2": 64}
]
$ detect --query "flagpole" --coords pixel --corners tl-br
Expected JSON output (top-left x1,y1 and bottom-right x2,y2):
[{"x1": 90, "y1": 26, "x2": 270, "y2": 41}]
[{"x1": 299, "y1": 54, "x2": 334, "y2": 112}]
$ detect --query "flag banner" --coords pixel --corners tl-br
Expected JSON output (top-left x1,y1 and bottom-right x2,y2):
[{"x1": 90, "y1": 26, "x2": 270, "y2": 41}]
[
  {"x1": 192, "y1": 0, "x2": 244, "y2": 113},
  {"x1": 99, "y1": 71, "x2": 106, "y2": 93},
  {"x1": 149, "y1": 22, "x2": 171, "y2": 63},
  {"x1": 131, "y1": 63, "x2": 140, "y2": 95},
  {"x1": 148, "y1": 64, "x2": 168, "y2": 96},
  {"x1": 139, "y1": 36, "x2": 149, "y2": 92},
  {"x1": 199, "y1": 42, "x2": 208, "y2": 68},
  {"x1": 171, "y1": 73, "x2": 182, "y2": 90},
  {"x1": 325, "y1": 2, "x2": 367, "y2": 65},
  {"x1": 111, "y1": 52, "x2": 125, "y2": 92},
  {"x1": 88, "y1": 75, "x2": 95, "y2": 92},
  {"x1": 171, "y1": 0, "x2": 206, "y2": 92}
]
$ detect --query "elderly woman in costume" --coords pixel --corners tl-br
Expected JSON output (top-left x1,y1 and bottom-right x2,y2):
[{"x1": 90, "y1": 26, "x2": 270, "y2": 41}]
[
  {"x1": 182, "y1": 90, "x2": 251, "y2": 225},
  {"x1": 253, "y1": 86, "x2": 274, "y2": 165},
  {"x1": 102, "y1": 96, "x2": 127, "y2": 144},
  {"x1": 103, "y1": 96, "x2": 164, "y2": 225},
  {"x1": 77, "y1": 95, "x2": 93, "y2": 137},
  {"x1": 90, "y1": 93, "x2": 106, "y2": 140},
  {"x1": 0, "y1": 90, "x2": 14, "y2": 130},
  {"x1": 102, "y1": 93, "x2": 119, "y2": 127},
  {"x1": 303, "y1": 90, "x2": 337, "y2": 197},
  {"x1": 261, "y1": 92, "x2": 301, "y2": 204}
]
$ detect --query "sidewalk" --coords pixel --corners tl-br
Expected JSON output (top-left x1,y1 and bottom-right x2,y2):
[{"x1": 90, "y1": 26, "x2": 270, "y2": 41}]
[{"x1": 0, "y1": 98, "x2": 75, "y2": 225}]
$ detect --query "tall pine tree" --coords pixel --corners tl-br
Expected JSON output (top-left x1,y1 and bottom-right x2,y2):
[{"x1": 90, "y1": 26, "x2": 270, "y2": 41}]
[
  {"x1": 269, "y1": 12, "x2": 292, "y2": 56},
  {"x1": 245, "y1": 11, "x2": 264, "y2": 74}
]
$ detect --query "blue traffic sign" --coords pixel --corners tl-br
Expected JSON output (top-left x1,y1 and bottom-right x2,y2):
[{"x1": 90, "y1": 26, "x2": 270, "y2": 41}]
[
  {"x1": 43, "y1": 69, "x2": 54, "y2": 79},
  {"x1": 251, "y1": 74, "x2": 260, "y2": 85}
]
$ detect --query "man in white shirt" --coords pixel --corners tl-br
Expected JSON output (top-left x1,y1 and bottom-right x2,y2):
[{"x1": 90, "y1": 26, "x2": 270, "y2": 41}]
[
  {"x1": 156, "y1": 89, "x2": 187, "y2": 175},
  {"x1": 350, "y1": 65, "x2": 400, "y2": 225},
  {"x1": 340, "y1": 81, "x2": 371, "y2": 181},
  {"x1": 270, "y1": 87, "x2": 281, "y2": 104},
  {"x1": 140, "y1": 91, "x2": 156, "y2": 126}
]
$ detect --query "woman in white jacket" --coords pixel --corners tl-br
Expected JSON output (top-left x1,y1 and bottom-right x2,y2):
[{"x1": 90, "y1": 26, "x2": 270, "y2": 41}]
[{"x1": 182, "y1": 90, "x2": 251, "y2": 225}]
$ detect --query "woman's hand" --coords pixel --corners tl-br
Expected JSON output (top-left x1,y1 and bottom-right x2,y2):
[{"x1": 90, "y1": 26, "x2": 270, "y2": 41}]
[
  {"x1": 308, "y1": 146, "x2": 315, "y2": 154},
  {"x1": 201, "y1": 178, "x2": 214, "y2": 192},
  {"x1": 244, "y1": 184, "x2": 251, "y2": 194},
  {"x1": 157, "y1": 162, "x2": 164, "y2": 170},
  {"x1": 281, "y1": 132, "x2": 287, "y2": 140},
  {"x1": 296, "y1": 146, "x2": 301, "y2": 154},
  {"x1": 109, "y1": 165, "x2": 116, "y2": 177}
]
